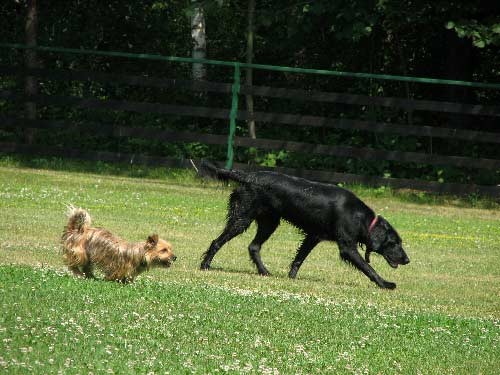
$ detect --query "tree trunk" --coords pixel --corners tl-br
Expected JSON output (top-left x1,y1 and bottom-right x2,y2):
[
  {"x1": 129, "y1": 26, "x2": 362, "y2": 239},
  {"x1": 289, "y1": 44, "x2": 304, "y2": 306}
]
[
  {"x1": 24, "y1": 0, "x2": 38, "y2": 144},
  {"x1": 245, "y1": 0, "x2": 256, "y2": 139},
  {"x1": 191, "y1": 2, "x2": 206, "y2": 81},
  {"x1": 397, "y1": 40, "x2": 413, "y2": 126}
]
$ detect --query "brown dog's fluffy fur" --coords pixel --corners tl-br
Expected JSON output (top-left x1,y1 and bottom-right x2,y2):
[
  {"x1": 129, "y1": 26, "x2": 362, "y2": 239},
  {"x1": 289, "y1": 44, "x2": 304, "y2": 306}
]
[{"x1": 61, "y1": 206, "x2": 175, "y2": 282}]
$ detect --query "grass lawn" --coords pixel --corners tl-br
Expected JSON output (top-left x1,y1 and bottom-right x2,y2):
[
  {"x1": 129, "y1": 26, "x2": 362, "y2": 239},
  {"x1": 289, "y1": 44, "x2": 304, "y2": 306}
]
[{"x1": 0, "y1": 163, "x2": 499, "y2": 374}]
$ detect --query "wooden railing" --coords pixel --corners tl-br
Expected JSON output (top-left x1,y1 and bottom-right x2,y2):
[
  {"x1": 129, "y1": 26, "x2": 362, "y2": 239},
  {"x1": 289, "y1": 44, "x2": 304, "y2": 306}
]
[{"x1": 0, "y1": 64, "x2": 499, "y2": 197}]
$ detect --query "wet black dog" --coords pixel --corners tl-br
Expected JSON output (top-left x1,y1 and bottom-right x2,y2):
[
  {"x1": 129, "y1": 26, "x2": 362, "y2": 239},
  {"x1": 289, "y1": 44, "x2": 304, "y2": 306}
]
[{"x1": 199, "y1": 161, "x2": 409, "y2": 289}]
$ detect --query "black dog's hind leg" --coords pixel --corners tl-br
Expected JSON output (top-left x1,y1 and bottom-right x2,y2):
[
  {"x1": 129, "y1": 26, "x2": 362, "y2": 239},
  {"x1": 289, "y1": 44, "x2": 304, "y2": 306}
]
[
  {"x1": 248, "y1": 215, "x2": 280, "y2": 276},
  {"x1": 201, "y1": 217, "x2": 253, "y2": 270},
  {"x1": 288, "y1": 234, "x2": 320, "y2": 279},
  {"x1": 338, "y1": 241, "x2": 396, "y2": 289},
  {"x1": 201, "y1": 190, "x2": 254, "y2": 270}
]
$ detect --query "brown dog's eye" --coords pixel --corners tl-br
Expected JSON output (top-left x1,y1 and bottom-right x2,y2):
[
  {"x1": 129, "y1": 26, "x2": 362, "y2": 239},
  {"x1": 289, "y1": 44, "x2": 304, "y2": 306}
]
[{"x1": 161, "y1": 248, "x2": 168, "y2": 253}]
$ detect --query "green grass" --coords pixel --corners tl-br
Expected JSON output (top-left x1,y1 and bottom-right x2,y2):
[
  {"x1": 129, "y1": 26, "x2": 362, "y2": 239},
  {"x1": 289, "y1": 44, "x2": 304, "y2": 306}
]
[
  {"x1": 0, "y1": 163, "x2": 499, "y2": 374},
  {"x1": 1, "y1": 154, "x2": 498, "y2": 209}
]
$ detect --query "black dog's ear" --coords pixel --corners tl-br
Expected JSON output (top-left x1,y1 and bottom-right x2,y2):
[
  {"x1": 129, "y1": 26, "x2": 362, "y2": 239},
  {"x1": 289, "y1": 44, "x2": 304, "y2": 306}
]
[
  {"x1": 369, "y1": 216, "x2": 389, "y2": 252},
  {"x1": 147, "y1": 234, "x2": 159, "y2": 247}
]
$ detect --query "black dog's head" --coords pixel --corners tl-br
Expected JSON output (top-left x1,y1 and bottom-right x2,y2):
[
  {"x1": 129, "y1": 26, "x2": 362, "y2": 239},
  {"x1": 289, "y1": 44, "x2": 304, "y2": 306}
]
[{"x1": 368, "y1": 216, "x2": 409, "y2": 268}]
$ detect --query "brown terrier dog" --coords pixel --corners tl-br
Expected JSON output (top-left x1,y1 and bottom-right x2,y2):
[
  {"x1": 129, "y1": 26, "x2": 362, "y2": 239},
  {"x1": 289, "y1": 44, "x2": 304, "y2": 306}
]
[{"x1": 62, "y1": 206, "x2": 175, "y2": 282}]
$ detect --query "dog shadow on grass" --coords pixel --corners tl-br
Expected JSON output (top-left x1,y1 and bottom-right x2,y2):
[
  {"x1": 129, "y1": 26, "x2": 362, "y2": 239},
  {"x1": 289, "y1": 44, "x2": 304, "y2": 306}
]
[{"x1": 205, "y1": 266, "x2": 325, "y2": 283}]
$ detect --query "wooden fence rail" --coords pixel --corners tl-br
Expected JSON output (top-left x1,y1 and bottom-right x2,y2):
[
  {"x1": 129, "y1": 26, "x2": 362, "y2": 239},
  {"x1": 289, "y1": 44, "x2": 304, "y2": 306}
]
[
  {"x1": 0, "y1": 141, "x2": 497, "y2": 197},
  {"x1": 2, "y1": 66, "x2": 500, "y2": 116},
  {"x1": 0, "y1": 66, "x2": 499, "y2": 197},
  {"x1": 2, "y1": 113, "x2": 498, "y2": 171}
]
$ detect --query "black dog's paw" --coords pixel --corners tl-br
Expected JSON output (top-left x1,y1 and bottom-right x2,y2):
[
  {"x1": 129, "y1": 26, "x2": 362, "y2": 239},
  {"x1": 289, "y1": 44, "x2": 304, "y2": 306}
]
[
  {"x1": 258, "y1": 268, "x2": 271, "y2": 276},
  {"x1": 288, "y1": 269, "x2": 298, "y2": 279},
  {"x1": 381, "y1": 280, "x2": 396, "y2": 289},
  {"x1": 200, "y1": 263, "x2": 211, "y2": 271}
]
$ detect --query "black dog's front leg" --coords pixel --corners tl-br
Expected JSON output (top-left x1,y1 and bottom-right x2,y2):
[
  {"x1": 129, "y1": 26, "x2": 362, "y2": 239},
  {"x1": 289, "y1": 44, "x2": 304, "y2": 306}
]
[{"x1": 339, "y1": 243, "x2": 396, "y2": 289}]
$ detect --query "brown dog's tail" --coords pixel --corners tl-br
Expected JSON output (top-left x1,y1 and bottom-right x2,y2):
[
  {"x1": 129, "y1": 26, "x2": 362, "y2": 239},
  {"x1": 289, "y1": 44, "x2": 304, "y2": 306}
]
[
  {"x1": 65, "y1": 205, "x2": 91, "y2": 234},
  {"x1": 198, "y1": 160, "x2": 248, "y2": 184}
]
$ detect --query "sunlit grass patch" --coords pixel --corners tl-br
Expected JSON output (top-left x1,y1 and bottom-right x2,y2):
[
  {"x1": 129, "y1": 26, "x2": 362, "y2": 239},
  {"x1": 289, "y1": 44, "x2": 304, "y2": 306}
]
[
  {"x1": 0, "y1": 164, "x2": 500, "y2": 373},
  {"x1": 1, "y1": 265, "x2": 499, "y2": 374}
]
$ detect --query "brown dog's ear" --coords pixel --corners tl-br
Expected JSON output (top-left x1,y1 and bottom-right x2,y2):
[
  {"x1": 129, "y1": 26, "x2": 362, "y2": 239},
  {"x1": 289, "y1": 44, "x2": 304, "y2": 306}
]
[{"x1": 147, "y1": 234, "x2": 159, "y2": 247}]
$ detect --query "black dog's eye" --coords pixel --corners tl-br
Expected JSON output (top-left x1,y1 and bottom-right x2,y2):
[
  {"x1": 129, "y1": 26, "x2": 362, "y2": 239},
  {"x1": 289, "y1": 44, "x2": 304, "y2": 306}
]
[{"x1": 384, "y1": 239, "x2": 396, "y2": 247}]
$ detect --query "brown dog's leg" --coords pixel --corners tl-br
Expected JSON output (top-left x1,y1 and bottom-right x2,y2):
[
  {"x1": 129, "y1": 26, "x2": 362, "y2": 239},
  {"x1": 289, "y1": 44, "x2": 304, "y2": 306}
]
[
  {"x1": 68, "y1": 266, "x2": 84, "y2": 277},
  {"x1": 82, "y1": 263, "x2": 95, "y2": 279}
]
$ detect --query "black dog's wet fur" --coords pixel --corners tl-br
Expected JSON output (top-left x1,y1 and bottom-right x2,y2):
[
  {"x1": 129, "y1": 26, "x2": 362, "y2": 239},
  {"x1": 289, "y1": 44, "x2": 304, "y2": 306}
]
[{"x1": 200, "y1": 161, "x2": 409, "y2": 289}]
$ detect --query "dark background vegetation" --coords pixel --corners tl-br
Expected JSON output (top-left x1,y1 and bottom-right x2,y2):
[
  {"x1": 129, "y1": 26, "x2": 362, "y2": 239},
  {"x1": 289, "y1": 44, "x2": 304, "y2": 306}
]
[{"x1": 0, "y1": 0, "x2": 499, "y2": 186}]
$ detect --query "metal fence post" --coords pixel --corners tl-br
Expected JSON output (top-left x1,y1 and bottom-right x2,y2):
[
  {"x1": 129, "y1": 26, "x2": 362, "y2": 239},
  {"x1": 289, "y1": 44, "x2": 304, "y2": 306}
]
[{"x1": 225, "y1": 62, "x2": 240, "y2": 170}]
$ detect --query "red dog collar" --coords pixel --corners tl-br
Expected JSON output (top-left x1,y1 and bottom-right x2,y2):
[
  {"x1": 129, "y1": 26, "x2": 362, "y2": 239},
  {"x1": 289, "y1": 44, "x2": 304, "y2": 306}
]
[{"x1": 368, "y1": 216, "x2": 378, "y2": 233}]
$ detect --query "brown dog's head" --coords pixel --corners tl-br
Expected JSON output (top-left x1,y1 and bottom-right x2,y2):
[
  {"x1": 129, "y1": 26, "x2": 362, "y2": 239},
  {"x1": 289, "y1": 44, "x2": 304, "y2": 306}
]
[
  {"x1": 145, "y1": 234, "x2": 176, "y2": 268},
  {"x1": 368, "y1": 216, "x2": 409, "y2": 268}
]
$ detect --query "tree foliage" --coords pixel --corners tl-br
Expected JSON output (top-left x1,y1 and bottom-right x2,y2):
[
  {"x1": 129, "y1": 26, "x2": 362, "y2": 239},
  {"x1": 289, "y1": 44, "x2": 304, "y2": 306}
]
[{"x1": 0, "y1": 0, "x2": 499, "y2": 185}]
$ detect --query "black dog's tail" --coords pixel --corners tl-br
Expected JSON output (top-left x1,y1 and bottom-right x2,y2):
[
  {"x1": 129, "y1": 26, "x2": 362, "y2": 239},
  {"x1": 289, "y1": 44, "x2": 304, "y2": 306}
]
[{"x1": 198, "y1": 160, "x2": 248, "y2": 184}]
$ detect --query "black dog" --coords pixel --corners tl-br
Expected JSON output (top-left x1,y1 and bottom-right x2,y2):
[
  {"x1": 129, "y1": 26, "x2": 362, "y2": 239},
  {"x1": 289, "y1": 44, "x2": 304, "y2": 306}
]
[{"x1": 199, "y1": 161, "x2": 409, "y2": 289}]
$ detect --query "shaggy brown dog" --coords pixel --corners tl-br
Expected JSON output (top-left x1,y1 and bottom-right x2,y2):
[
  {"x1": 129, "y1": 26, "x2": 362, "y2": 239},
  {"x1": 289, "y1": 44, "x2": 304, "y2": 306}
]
[{"x1": 61, "y1": 206, "x2": 175, "y2": 282}]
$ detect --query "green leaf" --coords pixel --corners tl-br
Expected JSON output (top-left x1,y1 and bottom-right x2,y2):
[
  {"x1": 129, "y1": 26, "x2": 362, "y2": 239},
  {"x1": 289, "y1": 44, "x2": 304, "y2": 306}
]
[
  {"x1": 473, "y1": 39, "x2": 486, "y2": 48},
  {"x1": 445, "y1": 21, "x2": 455, "y2": 30}
]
